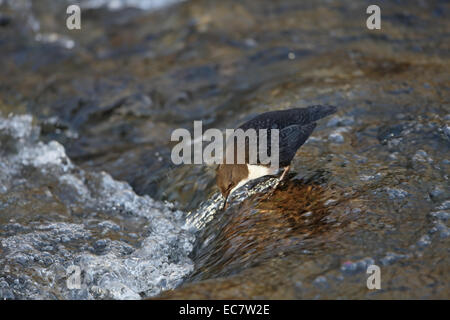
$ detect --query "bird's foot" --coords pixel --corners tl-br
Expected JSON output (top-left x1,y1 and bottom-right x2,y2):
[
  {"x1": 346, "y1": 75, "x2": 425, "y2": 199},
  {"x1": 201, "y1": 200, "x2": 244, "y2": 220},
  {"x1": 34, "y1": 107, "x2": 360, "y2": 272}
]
[{"x1": 261, "y1": 165, "x2": 291, "y2": 202}]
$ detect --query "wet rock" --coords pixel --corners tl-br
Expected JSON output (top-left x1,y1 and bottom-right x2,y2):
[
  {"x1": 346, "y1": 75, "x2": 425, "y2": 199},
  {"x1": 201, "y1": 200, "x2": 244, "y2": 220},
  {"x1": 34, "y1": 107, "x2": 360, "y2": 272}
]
[
  {"x1": 442, "y1": 125, "x2": 450, "y2": 139},
  {"x1": 437, "y1": 200, "x2": 450, "y2": 210},
  {"x1": 377, "y1": 123, "x2": 409, "y2": 145},
  {"x1": 327, "y1": 115, "x2": 355, "y2": 127},
  {"x1": 429, "y1": 211, "x2": 449, "y2": 221},
  {"x1": 431, "y1": 221, "x2": 450, "y2": 239},
  {"x1": 312, "y1": 276, "x2": 328, "y2": 289},
  {"x1": 98, "y1": 220, "x2": 121, "y2": 232},
  {"x1": 34, "y1": 33, "x2": 75, "y2": 50},
  {"x1": 114, "y1": 94, "x2": 154, "y2": 117},
  {"x1": 340, "y1": 257, "x2": 375, "y2": 275},
  {"x1": 328, "y1": 132, "x2": 344, "y2": 143},
  {"x1": 384, "y1": 187, "x2": 409, "y2": 200},
  {"x1": 412, "y1": 150, "x2": 433, "y2": 164},
  {"x1": 380, "y1": 252, "x2": 409, "y2": 266},
  {"x1": 417, "y1": 235, "x2": 431, "y2": 247},
  {"x1": 429, "y1": 186, "x2": 446, "y2": 201}
]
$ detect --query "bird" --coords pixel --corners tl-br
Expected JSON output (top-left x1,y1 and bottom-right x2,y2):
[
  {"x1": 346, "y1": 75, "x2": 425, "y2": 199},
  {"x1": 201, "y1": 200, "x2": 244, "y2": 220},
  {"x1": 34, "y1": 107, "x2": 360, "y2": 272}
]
[{"x1": 216, "y1": 105, "x2": 337, "y2": 209}]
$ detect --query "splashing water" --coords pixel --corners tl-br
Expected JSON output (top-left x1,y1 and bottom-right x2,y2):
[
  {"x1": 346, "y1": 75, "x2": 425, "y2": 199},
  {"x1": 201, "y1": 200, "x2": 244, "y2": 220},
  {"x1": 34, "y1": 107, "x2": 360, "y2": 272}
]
[{"x1": 0, "y1": 114, "x2": 195, "y2": 299}]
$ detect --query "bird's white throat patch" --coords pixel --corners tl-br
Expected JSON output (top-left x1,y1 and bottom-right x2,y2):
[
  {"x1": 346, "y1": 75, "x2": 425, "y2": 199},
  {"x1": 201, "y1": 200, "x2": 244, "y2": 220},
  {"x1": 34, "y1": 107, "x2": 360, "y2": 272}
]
[{"x1": 230, "y1": 164, "x2": 279, "y2": 196}]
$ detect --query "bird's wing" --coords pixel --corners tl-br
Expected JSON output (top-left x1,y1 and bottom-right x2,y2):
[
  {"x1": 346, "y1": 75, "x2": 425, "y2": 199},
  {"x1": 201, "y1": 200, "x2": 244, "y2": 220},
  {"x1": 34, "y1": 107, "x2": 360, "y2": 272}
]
[
  {"x1": 239, "y1": 105, "x2": 336, "y2": 130},
  {"x1": 278, "y1": 123, "x2": 317, "y2": 167}
]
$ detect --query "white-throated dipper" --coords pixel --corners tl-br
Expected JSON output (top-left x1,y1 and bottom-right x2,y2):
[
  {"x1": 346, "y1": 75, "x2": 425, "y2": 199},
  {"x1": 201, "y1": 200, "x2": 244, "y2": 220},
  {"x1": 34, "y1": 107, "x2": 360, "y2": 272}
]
[{"x1": 216, "y1": 105, "x2": 337, "y2": 209}]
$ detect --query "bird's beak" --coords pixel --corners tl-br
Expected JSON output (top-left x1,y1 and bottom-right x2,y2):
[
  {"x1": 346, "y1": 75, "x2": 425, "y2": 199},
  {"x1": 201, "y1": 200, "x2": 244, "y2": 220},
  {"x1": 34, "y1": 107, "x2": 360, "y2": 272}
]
[{"x1": 222, "y1": 193, "x2": 229, "y2": 211}]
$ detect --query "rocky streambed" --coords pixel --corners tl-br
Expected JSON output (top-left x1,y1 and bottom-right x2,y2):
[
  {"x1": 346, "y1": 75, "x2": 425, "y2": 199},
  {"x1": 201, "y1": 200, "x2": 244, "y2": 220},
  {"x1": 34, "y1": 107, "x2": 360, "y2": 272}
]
[{"x1": 0, "y1": 0, "x2": 449, "y2": 299}]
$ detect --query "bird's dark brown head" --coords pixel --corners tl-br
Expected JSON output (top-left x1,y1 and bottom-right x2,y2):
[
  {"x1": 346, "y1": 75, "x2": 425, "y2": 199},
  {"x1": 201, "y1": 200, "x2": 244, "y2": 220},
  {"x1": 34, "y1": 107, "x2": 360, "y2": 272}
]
[{"x1": 216, "y1": 164, "x2": 248, "y2": 209}]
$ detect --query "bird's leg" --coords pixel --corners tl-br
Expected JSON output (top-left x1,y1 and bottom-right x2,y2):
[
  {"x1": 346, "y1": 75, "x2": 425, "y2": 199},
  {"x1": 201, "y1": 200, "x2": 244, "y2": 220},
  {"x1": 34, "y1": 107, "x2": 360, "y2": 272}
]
[
  {"x1": 272, "y1": 165, "x2": 290, "y2": 190},
  {"x1": 264, "y1": 165, "x2": 290, "y2": 200},
  {"x1": 278, "y1": 165, "x2": 290, "y2": 184}
]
